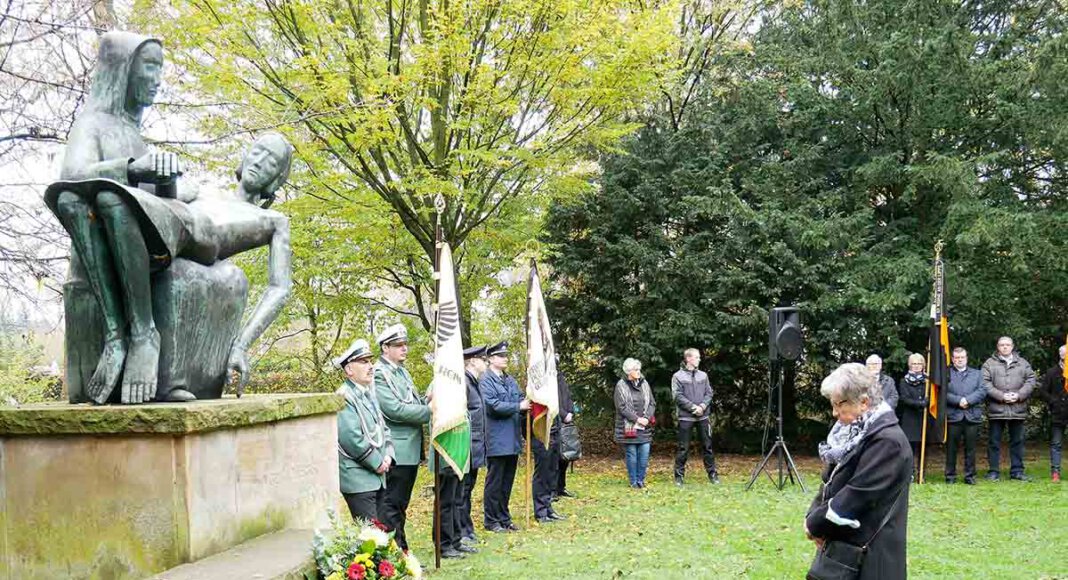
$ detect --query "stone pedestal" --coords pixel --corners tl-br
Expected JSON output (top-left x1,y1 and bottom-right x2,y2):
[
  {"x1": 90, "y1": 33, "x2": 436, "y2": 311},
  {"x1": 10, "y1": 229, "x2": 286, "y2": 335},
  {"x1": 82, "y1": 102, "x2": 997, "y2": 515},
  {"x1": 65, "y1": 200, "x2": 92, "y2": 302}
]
[{"x1": 0, "y1": 394, "x2": 343, "y2": 580}]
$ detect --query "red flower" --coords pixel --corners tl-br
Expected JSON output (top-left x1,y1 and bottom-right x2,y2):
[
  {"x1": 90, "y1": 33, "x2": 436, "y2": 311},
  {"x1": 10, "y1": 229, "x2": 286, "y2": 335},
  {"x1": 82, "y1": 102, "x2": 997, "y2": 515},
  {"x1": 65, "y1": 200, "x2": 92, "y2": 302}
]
[
  {"x1": 378, "y1": 560, "x2": 396, "y2": 578},
  {"x1": 347, "y1": 562, "x2": 366, "y2": 580}
]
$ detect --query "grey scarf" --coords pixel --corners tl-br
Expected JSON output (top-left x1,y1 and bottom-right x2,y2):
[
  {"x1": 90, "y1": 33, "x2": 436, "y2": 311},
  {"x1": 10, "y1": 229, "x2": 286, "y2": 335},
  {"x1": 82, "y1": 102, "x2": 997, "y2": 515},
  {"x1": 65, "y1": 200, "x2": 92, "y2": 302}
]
[{"x1": 818, "y1": 401, "x2": 893, "y2": 464}]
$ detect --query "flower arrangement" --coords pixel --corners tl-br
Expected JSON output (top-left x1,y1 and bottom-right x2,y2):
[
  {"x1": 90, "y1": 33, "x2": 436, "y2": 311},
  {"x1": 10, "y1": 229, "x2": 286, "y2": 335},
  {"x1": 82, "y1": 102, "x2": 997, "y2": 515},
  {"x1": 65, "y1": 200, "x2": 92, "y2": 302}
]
[{"x1": 313, "y1": 513, "x2": 422, "y2": 580}]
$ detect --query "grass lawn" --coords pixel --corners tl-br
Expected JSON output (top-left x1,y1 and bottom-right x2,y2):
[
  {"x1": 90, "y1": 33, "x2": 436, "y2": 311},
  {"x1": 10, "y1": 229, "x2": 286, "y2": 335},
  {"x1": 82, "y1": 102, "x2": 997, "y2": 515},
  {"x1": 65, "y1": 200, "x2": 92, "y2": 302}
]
[{"x1": 398, "y1": 447, "x2": 1066, "y2": 579}]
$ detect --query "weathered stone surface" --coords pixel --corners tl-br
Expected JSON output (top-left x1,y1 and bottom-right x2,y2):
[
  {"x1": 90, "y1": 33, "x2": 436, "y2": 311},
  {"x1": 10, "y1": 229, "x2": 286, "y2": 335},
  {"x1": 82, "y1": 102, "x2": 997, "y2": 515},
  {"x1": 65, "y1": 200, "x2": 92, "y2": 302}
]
[
  {"x1": 0, "y1": 393, "x2": 342, "y2": 435},
  {"x1": 149, "y1": 529, "x2": 315, "y2": 580},
  {"x1": 0, "y1": 395, "x2": 340, "y2": 579}
]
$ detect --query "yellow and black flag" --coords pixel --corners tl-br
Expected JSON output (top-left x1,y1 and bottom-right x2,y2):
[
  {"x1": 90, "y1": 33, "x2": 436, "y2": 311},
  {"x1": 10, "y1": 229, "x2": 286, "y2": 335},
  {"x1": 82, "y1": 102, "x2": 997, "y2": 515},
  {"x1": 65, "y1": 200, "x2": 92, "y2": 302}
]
[{"x1": 927, "y1": 245, "x2": 951, "y2": 443}]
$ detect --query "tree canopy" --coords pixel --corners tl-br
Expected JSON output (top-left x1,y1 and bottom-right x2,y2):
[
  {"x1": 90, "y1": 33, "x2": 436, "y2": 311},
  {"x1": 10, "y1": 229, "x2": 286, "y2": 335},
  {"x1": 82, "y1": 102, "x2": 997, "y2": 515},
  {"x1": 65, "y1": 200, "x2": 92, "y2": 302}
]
[{"x1": 544, "y1": 0, "x2": 1068, "y2": 433}]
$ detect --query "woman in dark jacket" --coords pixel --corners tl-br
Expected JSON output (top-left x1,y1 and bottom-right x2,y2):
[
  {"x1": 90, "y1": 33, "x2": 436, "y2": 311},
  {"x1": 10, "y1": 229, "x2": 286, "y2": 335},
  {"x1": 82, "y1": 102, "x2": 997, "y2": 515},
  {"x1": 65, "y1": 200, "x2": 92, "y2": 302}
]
[
  {"x1": 614, "y1": 358, "x2": 655, "y2": 488},
  {"x1": 897, "y1": 353, "x2": 928, "y2": 479},
  {"x1": 1036, "y1": 345, "x2": 1068, "y2": 482},
  {"x1": 806, "y1": 363, "x2": 912, "y2": 580}
]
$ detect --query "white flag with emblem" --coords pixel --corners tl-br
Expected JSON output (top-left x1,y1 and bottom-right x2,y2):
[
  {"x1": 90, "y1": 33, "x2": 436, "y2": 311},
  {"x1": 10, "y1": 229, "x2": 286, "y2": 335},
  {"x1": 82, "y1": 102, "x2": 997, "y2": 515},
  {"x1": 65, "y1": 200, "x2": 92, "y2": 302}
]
[
  {"x1": 526, "y1": 260, "x2": 559, "y2": 444},
  {"x1": 431, "y1": 243, "x2": 469, "y2": 477}
]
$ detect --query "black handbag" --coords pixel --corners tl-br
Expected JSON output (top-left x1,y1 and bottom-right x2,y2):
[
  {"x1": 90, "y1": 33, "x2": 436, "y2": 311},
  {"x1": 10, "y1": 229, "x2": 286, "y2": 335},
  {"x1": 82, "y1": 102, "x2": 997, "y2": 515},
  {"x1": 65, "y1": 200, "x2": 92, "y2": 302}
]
[
  {"x1": 807, "y1": 485, "x2": 905, "y2": 580},
  {"x1": 560, "y1": 422, "x2": 583, "y2": 461}
]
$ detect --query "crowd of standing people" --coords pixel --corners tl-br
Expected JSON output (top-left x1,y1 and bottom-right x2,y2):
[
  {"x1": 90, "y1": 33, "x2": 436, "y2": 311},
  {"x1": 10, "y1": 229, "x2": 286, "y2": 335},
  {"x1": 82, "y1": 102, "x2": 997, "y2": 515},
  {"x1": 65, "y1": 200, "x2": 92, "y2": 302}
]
[
  {"x1": 334, "y1": 324, "x2": 576, "y2": 562},
  {"x1": 336, "y1": 326, "x2": 1063, "y2": 576}
]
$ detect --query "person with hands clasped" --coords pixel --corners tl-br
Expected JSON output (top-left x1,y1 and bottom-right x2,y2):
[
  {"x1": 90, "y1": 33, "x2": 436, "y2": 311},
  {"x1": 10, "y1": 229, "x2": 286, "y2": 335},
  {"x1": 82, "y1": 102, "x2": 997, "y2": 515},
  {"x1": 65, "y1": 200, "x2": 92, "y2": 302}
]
[
  {"x1": 334, "y1": 339, "x2": 394, "y2": 523},
  {"x1": 614, "y1": 358, "x2": 656, "y2": 489}
]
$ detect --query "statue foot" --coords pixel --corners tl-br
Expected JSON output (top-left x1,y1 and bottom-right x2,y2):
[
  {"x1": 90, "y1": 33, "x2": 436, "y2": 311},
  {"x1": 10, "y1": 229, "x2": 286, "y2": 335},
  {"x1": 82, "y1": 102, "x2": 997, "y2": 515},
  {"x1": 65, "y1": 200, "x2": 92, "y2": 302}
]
[
  {"x1": 86, "y1": 334, "x2": 128, "y2": 405},
  {"x1": 164, "y1": 388, "x2": 196, "y2": 402},
  {"x1": 121, "y1": 328, "x2": 160, "y2": 404}
]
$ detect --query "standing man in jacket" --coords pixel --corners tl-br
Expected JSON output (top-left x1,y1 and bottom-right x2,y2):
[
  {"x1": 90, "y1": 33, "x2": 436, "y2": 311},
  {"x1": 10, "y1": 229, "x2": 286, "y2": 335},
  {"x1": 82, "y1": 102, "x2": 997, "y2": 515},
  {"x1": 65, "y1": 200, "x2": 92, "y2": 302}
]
[
  {"x1": 374, "y1": 324, "x2": 431, "y2": 551},
  {"x1": 555, "y1": 364, "x2": 577, "y2": 500},
  {"x1": 481, "y1": 341, "x2": 529, "y2": 532},
  {"x1": 672, "y1": 348, "x2": 719, "y2": 485},
  {"x1": 1037, "y1": 344, "x2": 1067, "y2": 482},
  {"x1": 982, "y1": 336, "x2": 1036, "y2": 481},
  {"x1": 459, "y1": 345, "x2": 489, "y2": 543},
  {"x1": 866, "y1": 354, "x2": 899, "y2": 410},
  {"x1": 945, "y1": 348, "x2": 985, "y2": 484},
  {"x1": 335, "y1": 339, "x2": 394, "y2": 522}
]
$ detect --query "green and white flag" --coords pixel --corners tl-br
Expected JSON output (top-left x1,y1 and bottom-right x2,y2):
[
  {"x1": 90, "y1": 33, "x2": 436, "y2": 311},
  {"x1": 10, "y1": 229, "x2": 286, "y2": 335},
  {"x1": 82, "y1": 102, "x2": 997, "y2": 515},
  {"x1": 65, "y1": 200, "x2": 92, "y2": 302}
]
[{"x1": 430, "y1": 242, "x2": 470, "y2": 478}]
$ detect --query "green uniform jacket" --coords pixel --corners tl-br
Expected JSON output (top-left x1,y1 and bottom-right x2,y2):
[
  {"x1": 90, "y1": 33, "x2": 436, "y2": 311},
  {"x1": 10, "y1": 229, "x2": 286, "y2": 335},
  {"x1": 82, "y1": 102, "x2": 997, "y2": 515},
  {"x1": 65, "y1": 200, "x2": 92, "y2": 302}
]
[
  {"x1": 338, "y1": 380, "x2": 395, "y2": 494},
  {"x1": 374, "y1": 357, "x2": 430, "y2": 466}
]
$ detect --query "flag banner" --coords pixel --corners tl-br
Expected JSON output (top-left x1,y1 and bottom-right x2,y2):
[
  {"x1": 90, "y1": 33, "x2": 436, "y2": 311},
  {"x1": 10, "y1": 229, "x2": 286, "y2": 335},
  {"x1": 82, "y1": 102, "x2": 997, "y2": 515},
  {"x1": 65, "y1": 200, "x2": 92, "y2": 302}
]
[
  {"x1": 1062, "y1": 334, "x2": 1067, "y2": 395},
  {"x1": 526, "y1": 260, "x2": 560, "y2": 444},
  {"x1": 927, "y1": 249, "x2": 950, "y2": 443},
  {"x1": 430, "y1": 243, "x2": 469, "y2": 478}
]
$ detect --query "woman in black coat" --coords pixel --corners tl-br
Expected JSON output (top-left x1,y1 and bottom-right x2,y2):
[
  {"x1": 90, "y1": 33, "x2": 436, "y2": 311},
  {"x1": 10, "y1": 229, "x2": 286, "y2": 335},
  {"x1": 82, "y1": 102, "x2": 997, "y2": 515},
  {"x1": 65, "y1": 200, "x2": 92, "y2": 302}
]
[
  {"x1": 806, "y1": 363, "x2": 912, "y2": 580},
  {"x1": 897, "y1": 353, "x2": 928, "y2": 479}
]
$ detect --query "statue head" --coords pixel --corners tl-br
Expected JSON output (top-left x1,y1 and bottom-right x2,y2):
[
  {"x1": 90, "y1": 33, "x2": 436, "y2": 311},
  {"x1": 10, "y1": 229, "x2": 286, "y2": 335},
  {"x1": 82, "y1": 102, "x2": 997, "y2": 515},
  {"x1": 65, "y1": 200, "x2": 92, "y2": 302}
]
[
  {"x1": 235, "y1": 132, "x2": 294, "y2": 208},
  {"x1": 87, "y1": 31, "x2": 162, "y2": 123}
]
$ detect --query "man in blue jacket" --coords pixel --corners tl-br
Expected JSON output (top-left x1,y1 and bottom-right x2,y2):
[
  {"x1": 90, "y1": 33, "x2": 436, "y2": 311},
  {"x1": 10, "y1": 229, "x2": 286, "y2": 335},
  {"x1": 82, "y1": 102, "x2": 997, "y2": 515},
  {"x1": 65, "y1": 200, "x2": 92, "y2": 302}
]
[
  {"x1": 480, "y1": 341, "x2": 529, "y2": 532},
  {"x1": 945, "y1": 347, "x2": 985, "y2": 484}
]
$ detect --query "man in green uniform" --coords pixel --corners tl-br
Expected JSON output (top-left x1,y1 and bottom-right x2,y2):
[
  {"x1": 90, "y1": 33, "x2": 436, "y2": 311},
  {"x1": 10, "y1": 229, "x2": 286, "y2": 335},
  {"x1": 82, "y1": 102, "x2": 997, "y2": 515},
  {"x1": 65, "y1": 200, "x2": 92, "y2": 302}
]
[
  {"x1": 374, "y1": 324, "x2": 431, "y2": 551},
  {"x1": 335, "y1": 339, "x2": 394, "y2": 522}
]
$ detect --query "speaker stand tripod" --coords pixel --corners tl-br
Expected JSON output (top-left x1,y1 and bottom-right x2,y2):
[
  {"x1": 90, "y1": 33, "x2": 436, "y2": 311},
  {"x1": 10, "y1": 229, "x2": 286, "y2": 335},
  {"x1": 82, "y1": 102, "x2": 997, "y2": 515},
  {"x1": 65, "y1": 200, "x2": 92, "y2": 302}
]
[{"x1": 746, "y1": 360, "x2": 806, "y2": 492}]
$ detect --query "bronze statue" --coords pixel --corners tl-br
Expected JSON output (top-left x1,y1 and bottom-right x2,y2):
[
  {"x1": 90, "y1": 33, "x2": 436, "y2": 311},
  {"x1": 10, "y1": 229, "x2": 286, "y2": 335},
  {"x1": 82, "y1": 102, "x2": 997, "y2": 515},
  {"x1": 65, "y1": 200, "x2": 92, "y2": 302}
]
[{"x1": 44, "y1": 31, "x2": 294, "y2": 404}]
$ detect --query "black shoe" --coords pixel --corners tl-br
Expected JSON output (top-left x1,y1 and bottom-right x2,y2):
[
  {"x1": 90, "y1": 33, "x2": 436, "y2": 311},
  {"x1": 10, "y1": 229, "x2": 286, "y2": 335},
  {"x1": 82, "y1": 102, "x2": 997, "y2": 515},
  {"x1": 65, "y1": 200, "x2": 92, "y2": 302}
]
[
  {"x1": 485, "y1": 525, "x2": 509, "y2": 533},
  {"x1": 1010, "y1": 473, "x2": 1032, "y2": 482},
  {"x1": 536, "y1": 516, "x2": 555, "y2": 524},
  {"x1": 548, "y1": 512, "x2": 566, "y2": 521},
  {"x1": 457, "y1": 544, "x2": 479, "y2": 554},
  {"x1": 505, "y1": 522, "x2": 520, "y2": 531},
  {"x1": 709, "y1": 473, "x2": 721, "y2": 484},
  {"x1": 441, "y1": 547, "x2": 466, "y2": 559},
  {"x1": 674, "y1": 477, "x2": 684, "y2": 487},
  {"x1": 461, "y1": 535, "x2": 477, "y2": 546},
  {"x1": 557, "y1": 489, "x2": 576, "y2": 498},
  {"x1": 985, "y1": 472, "x2": 1000, "y2": 481},
  {"x1": 964, "y1": 477, "x2": 977, "y2": 485},
  {"x1": 945, "y1": 477, "x2": 957, "y2": 484}
]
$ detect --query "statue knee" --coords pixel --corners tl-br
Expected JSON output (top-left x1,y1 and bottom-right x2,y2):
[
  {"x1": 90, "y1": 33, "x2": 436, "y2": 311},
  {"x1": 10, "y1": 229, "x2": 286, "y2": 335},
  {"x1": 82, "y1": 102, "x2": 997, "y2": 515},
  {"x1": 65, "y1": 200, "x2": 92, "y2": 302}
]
[
  {"x1": 55, "y1": 190, "x2": 87, "y2": 222},
  {"x1": 95, "y1": 191, "x2": 124, "y2": 212},
  {"x1": 95, "y1": 191, "x2": 134, "y2": 223}
]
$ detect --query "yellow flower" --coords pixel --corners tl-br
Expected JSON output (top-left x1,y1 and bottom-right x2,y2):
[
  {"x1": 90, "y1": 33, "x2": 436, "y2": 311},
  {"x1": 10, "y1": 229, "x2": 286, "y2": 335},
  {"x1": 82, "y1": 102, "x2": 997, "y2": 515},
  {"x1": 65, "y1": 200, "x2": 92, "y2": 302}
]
[{"x1": 326, "y1": 572, "x2": 343, "y2": 580}]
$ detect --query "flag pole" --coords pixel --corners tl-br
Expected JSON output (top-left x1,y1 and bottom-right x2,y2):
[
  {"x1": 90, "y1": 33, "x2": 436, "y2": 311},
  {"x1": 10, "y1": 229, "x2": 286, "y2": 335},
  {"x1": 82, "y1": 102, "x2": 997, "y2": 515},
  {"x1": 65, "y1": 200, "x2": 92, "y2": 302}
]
[
  {"x1": 432, "y1": 194, "x2": 444, "y2": 570},
  {"x1": 524, "y1": 259, "x2": 535, "y2": 528}
]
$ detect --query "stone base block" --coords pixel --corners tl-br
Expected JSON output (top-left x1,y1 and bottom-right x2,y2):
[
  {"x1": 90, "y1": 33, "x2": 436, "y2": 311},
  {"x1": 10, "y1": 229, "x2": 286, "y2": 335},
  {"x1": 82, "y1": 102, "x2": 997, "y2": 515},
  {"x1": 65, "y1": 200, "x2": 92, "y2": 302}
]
[{"x1": 0, "y1": 394, "x2": 343, "y2": 580}]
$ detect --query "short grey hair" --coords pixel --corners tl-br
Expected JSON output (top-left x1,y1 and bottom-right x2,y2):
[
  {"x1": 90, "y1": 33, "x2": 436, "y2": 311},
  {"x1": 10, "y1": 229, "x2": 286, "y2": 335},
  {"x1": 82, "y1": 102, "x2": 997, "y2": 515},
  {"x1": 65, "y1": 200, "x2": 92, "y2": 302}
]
[
  {"x1": 821, "y1": 363, "x2": 882, "y2": 406},
  {"x1": 865, "y1": 354, "x2": 882, "y2": 365},
  {"x1": 997, "y1": 336, "x2": 1014, "y2": 346},
  {"x1": 907, "y1": 353, "x2": 926, "y2": 366},
  {"x1": 622, "y1": 358, "x2": 642, "y2": 374}
]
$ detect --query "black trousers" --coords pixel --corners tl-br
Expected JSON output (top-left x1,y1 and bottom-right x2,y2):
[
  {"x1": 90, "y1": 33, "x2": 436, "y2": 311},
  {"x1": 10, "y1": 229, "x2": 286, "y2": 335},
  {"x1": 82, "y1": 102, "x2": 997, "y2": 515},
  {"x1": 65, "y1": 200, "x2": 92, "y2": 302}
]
[
  {"x1": 459, "y1": 468, "x2": 479, "y2": 539},
  {"x1": 436, "y1": 471, "x2": 462, "y2": 550},
  {"x1": 382, "y1": 465, "x2": 419, "y2": 550},
  {"x1": 946, "y1": 421, "x2": 979, "y2": 480},
  {"x1": 343, "y1": 488, "x2": 385, "y2": 523},
  {"x1": 483, "y1": 455, "x2": 518, "y2": 528},
  {"x1": 674, "y1": 419, "x2": 717, "y2": 479},
  {"x1": 532, "y1": 437, "x2": 559, "y2": 519},
  {"x1": 556, "y1": 457, "x2": 569, "y2": 494},
  {"x1": 987, "y1": 419, "x2": 1026, "y2": 477}
]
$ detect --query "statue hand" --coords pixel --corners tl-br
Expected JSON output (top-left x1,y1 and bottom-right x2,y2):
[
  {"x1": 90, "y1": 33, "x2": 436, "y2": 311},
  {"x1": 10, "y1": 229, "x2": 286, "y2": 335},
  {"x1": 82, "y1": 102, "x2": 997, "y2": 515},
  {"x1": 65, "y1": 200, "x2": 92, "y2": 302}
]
[
  {"x1": 129, "y1": 152, "x2": 182, "y2": 185},
  {"x1": 227, "y1": 347, "x2": 250, "y2": 397}
]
